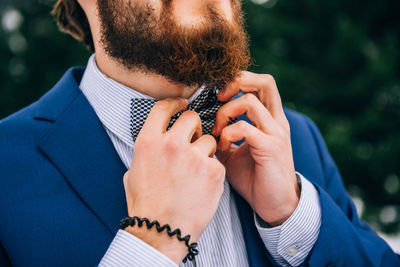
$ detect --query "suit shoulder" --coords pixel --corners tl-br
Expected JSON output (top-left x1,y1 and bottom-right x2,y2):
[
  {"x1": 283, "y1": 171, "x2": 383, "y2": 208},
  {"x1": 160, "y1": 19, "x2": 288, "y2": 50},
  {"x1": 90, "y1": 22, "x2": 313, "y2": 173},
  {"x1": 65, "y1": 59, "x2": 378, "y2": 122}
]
[
  {"x1": 0, "y1": 67, "x2": 84, "y2": 148},
  {"x1": 1, "y1": 99, "x2": 37, "y2": 126},
  {"x1": 284, "y1": 108, "x2": 315, "y2": 136},
  {"x1": 283, "y1": 107, "x2": 328, "y2": 186},
  {"x1": 0, "y1": 100, "x2": 50, "y2": 146},
  {"x1": 283, "y1": 107, "x2": 327, "y2": 150},
  {"x1": 284, "y1": 107, "x2": 327, "y2": 151}
]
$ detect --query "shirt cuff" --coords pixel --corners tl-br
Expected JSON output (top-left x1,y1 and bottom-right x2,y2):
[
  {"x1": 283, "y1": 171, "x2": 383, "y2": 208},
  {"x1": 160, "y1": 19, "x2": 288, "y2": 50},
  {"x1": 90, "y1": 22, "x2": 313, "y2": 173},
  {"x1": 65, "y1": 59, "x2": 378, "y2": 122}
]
[
  {"x1": 99, "y1": 229, "x2": 178, "y2": 267},
  {"x1": 254, "y1": 172, "x2": 321, "y2": 267}
]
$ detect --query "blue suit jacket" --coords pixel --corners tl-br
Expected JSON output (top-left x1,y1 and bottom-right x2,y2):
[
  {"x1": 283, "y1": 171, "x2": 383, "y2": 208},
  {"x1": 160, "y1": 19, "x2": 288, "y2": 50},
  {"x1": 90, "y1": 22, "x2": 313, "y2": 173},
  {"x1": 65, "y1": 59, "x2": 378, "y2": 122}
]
[{"x1": 0, "y1": 68, "x2": 399, "y2": 267}]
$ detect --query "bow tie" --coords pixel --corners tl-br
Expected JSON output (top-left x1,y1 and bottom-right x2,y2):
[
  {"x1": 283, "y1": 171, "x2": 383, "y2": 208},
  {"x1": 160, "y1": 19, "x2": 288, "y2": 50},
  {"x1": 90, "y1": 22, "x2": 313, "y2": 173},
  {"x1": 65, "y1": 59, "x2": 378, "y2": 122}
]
[{"x1": 130, "y1": 88, "x2": 236, "y2": 142}]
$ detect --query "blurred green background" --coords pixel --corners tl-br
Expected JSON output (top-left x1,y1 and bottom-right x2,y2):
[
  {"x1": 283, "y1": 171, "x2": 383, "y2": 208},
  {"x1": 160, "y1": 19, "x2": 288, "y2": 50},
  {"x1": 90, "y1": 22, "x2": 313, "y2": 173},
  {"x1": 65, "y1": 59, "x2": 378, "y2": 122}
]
[{"x1": 0, "y1": 0, "x2": 399, "y2": 241}]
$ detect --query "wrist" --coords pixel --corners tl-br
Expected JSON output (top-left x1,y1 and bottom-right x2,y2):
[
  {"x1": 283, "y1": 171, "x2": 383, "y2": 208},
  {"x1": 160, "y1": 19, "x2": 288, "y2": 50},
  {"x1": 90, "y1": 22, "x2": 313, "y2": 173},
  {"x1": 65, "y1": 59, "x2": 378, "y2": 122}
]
[
  {"x1": 125, "y1": 225, "x2": 188, "y2": 264},
  {"x1": 262, "y1": 201, "x2": 298, "y2": 227},
  {"x1": 260, "y1": 173, "x2": 301, "y2": 226},
  {"x1": 257, "y1": 187, "x2": 300, "y2": 227}
]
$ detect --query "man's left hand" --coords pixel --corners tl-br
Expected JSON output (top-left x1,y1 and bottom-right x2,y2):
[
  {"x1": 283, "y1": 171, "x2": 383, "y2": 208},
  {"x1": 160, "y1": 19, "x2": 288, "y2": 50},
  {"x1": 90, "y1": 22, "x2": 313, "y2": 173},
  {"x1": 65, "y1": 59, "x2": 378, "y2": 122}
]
[{"x1": 212, "y1": 71, "x2": 300, "y2": 227}]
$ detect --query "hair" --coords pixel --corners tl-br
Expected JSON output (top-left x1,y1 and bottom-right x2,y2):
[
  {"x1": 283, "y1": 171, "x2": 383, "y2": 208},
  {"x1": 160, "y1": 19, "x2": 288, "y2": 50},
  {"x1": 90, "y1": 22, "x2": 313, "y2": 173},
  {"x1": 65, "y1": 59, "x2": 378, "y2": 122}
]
[{"x1": 52, "y1": 0, "x2": 94, "y2": 51}]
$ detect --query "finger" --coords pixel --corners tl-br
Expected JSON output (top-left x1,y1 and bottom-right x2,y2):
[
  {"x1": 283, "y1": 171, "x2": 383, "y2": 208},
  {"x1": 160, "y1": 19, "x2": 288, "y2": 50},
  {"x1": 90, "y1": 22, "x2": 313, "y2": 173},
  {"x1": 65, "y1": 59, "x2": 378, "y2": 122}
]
[
  {"x1": 212, "y1": 93, "x2": 278, "y2": 136},
  {"x1": 218, "y1": 71, "x2": 286, "y2": 123},
  {"x1": 218, "y1": 120, "x2": 265, "y2": 151},
  {"x1": 191, "y1": 134, "x2": 217, "y2": 157},
  {"x1": 168, "y1": 110, "x2": 202, "y2": 142},
  {"x1": 141, "y1": 98, "x2": 188, "y2": 135}
]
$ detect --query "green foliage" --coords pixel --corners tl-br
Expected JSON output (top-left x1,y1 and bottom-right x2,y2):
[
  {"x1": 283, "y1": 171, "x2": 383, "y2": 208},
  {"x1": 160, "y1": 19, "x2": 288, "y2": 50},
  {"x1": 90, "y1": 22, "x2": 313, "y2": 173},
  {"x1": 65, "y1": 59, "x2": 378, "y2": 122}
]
[
  {"x1": 243, "y1": 0, "x2": 400, "y2": 233},
  {"x1": 0, "y1": 0, "x2": 399, "y2": 233}
]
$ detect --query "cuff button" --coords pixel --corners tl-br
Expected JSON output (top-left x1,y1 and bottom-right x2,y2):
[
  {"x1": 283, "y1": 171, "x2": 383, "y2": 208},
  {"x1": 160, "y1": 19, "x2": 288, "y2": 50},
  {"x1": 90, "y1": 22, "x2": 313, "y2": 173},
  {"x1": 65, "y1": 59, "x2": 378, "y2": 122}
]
[{"x1": 286, "y1": 245, "x2": 299, "y2": 256}]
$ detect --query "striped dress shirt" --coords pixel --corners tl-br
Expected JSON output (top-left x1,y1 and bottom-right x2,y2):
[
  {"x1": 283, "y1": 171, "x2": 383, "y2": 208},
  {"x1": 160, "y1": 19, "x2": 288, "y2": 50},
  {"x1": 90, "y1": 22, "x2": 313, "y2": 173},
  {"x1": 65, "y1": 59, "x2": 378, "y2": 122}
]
[{"x1": 79, "y1": 54, "x2": 321, "y2": 267}]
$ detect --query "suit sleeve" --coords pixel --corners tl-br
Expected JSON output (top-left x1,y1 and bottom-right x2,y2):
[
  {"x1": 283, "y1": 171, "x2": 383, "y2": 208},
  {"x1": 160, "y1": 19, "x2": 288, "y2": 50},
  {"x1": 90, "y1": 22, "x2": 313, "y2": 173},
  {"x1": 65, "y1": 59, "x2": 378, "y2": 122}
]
[
  {"x1": 0, "y1": 245, "x2": 11, "y2": 266},
  {"x1": 302, "y1": 115, "x2": 400, "y2": 267},
  {"x1": 255, "y1": 173, "x2": 321, "y2": 266}
]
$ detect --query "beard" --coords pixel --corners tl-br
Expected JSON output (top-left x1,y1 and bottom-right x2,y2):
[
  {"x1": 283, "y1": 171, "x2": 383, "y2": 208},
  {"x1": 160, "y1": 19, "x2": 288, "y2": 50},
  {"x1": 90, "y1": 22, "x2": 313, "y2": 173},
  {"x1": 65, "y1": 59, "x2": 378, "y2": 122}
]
[{"x1": 97, "y1": 0, "x2": 250, "y2": 88}]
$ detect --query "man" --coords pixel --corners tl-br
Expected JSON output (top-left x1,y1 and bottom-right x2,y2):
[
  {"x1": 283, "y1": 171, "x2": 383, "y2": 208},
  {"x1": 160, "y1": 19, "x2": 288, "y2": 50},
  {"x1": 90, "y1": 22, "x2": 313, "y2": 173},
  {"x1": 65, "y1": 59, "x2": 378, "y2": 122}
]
[{"x1": 0, "y1": 0, "x2": 398, "y2": 266}]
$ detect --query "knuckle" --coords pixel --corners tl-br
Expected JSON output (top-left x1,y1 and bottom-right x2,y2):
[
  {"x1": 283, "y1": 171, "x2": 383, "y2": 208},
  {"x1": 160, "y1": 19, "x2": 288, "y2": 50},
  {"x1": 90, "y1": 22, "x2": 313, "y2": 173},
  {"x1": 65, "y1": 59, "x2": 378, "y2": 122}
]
[
  {"x1": 205, "y1": 134, "x2": 217, "y2": 147},
  {"x1": 215, "y1": 106, "x2": 228, "y2": 121},
  {"x1": 197, "y1": 154, "x2": 210, "y2": 166},
  {"x1": 196, "y1": 135, "x2": 217, "y2": 153},
  {"x1": 237, "y1": 120, "x2": 248, "y2": 130},
  {"x1": 164, "y1": 135, "x2": 181, "y2": 151},
  {"x1": 262, "y1": 74, "x2": 275, "y2": 84},
  {"x1": 261, "y1": 74, "x2": 277, "y2": 90},
  {"x1": 153, "y1": 100, "x2": 171, "y2": 111},
  {"x1": 216, "y1": 104, "x2": 226, "y2": 115},
  {"x1": 220, "y1": 126, "x2": 230, "y2": 137},
  {"x1": 135, "y1": 135, "x2": 153, "y2": 150},
  {"x1": 182, "y1": 110, "x2": 201, "y2": 122},
  {"x1": 209, "y1": 159, "x2": 226, "y2": 180},
  {"x1": 244, "y1": 93, "x2": 258, "y2": 102}
]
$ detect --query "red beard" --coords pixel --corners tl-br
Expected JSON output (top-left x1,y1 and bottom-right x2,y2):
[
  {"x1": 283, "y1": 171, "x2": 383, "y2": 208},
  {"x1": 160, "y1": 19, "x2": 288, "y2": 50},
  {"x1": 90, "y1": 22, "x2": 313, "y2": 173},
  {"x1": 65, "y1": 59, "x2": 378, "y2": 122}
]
[{"x1": 98, "y1": 0, "x2": 250, "y2": 88}]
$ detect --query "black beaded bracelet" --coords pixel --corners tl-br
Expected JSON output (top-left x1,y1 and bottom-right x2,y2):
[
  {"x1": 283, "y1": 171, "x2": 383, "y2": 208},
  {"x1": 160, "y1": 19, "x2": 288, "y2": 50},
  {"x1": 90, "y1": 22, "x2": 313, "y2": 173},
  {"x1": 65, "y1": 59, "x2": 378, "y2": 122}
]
[{"x1": 120, "y1": 216, "x2": 199, "y2": 263}]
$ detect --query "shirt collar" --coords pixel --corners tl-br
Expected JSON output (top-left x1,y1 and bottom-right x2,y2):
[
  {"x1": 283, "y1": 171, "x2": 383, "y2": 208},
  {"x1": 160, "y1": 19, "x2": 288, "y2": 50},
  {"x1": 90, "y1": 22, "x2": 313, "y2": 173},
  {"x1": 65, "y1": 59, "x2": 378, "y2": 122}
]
[{"x1": 79, "y1": 54, "x2": 205, "y2": 148}]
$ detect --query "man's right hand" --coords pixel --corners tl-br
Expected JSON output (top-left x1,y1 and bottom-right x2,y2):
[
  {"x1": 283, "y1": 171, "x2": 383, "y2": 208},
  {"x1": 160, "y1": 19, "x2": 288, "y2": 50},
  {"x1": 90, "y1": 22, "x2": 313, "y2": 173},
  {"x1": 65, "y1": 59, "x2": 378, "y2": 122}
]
[{"x1": 123, "y1": 98, "x2": 226, "y2": 264}]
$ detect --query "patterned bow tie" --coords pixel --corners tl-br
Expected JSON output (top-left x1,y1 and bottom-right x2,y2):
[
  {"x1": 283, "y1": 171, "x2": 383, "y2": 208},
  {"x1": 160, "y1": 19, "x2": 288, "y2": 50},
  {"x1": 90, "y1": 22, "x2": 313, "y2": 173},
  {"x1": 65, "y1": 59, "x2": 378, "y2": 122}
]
[{"x1": 130, "y1": 88, "x2": 236, "y2": 142}]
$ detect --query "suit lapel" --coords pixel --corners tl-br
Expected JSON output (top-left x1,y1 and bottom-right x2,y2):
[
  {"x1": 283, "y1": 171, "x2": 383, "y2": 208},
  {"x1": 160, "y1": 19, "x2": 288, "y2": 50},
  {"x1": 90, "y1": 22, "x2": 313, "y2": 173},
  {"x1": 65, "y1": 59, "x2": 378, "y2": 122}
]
[
  {"x1": 35, "y1": 71, "x2": 283, "y2": 264},
  {"x1": 36, "y1": 68, "x2": 128, "y2": 235},
  {"x1": 234, "y1": 191, "x2": 277, "y2": 267},
  {"x1": 233, "y1": 111, "x2": 277, "y2": 267}
]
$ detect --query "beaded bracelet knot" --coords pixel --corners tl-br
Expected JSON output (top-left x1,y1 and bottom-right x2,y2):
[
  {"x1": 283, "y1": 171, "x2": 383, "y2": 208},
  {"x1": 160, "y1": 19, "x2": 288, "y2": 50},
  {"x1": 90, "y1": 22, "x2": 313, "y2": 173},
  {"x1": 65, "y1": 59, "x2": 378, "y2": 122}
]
[{"x1": 120, "y1": 216, "x2": 199, "y2": 263}]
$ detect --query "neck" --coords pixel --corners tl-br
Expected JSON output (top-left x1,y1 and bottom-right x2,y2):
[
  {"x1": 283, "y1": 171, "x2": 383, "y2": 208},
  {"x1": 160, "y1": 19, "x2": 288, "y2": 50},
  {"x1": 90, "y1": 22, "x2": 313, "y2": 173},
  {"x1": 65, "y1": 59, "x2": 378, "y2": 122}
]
[{"x1": 94, "y1": 51, "x2": 199, "y2": 100}]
